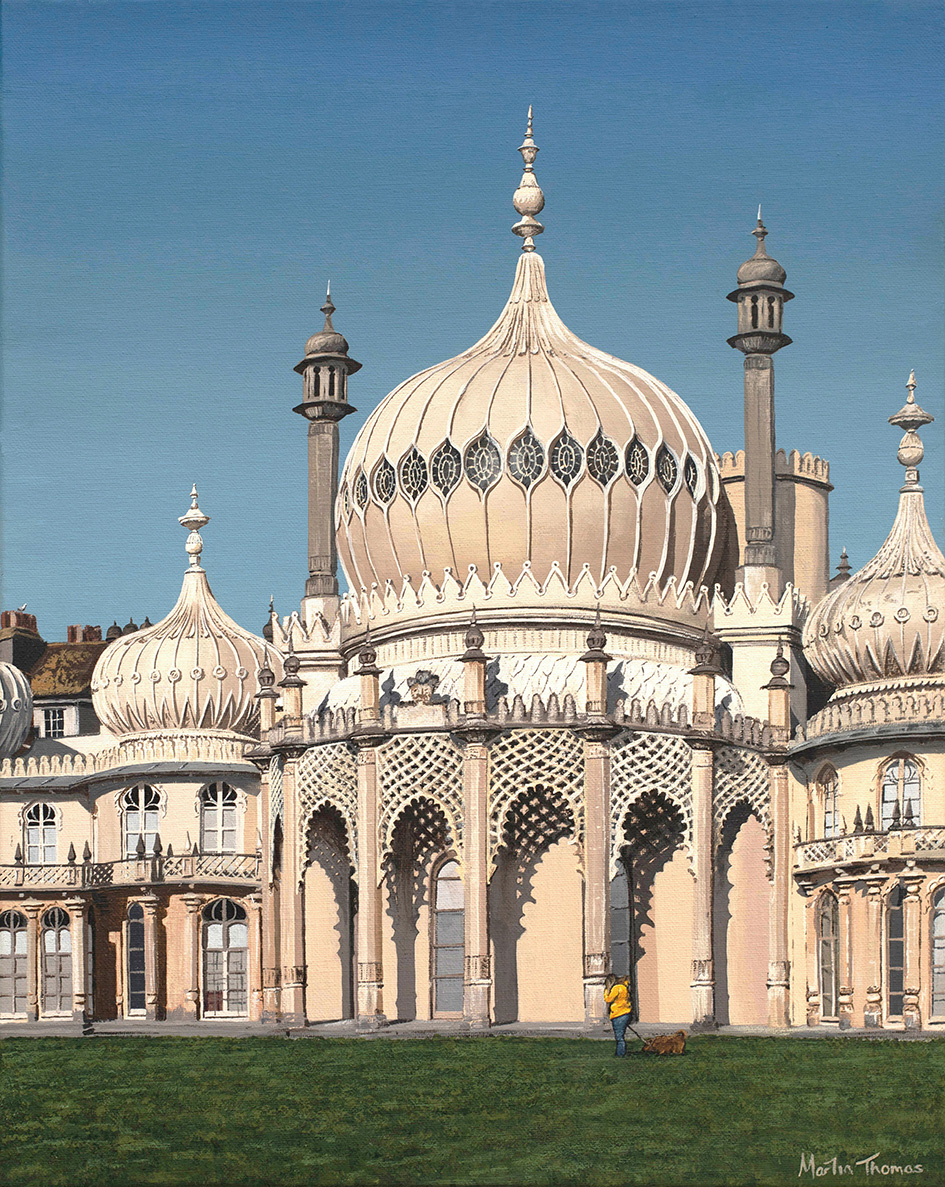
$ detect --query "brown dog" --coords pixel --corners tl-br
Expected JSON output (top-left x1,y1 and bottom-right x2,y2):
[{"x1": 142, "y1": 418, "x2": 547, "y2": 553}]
[{"x1": 642, "y1": 1029, "x2": 687, "y2": 1055}]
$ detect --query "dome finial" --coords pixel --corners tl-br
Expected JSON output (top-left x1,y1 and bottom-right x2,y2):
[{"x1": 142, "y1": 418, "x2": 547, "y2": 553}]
[
  {"x1": 178, "y1": 484, "x2": 210, "y2": 569},
  {"x1": 751, "y1": 207, "x2": 769, "y2": 256},
  {"x1": 321, "y1": 282, "x2": 336, "y2": 331},
  {"x1": 889, "y1": 369, "x2": 934, "y2": 484},
  {"x1": 512, "y1": 106, "x2": 545, "y2": 252}
]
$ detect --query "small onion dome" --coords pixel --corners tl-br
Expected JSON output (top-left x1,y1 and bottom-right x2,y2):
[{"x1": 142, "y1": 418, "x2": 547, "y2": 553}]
[
  {"x1": 304, "y1": 286, "x2": 358, "y2": 365},
  {"x1": 804, "y1": 373, "x2": 945, "y2": 687},
  {"x1": 337, "y1": 114, "x2": 735, "y2": 601},
  {"x1": 106, "y1": 621, "x2": 122, "y2": 642},
  {"x1": 91, "y1": 487, "x2": 283, "y2": 735},
  {"x1": 0, "y1": 661, "x2": 32, "y2": 758},
  {"x1": 736, "y1": 210, "x2": 787, "y2": 287}
]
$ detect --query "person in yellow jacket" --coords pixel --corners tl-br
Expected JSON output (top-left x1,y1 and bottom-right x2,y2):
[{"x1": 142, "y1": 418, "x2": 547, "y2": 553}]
[{"x1": 604, "y1": 973, "x2": 633, "y2": 1057}]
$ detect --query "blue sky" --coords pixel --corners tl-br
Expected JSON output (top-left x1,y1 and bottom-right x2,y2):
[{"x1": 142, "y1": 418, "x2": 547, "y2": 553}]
[{"x1": 2, "y1": 0, "x2": 943, "y2": 639}]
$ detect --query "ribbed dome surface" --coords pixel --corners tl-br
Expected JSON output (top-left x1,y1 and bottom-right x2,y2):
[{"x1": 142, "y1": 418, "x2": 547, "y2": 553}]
[
  {"x1": 0, "y1": 661, "x2": 32, "y2": 758},
  {"x1": 804, "y1": 484, "x2": 945, "y2": 688},
  {"x1": 337, "y1": 251, "x2": 735, "y2": 597}
]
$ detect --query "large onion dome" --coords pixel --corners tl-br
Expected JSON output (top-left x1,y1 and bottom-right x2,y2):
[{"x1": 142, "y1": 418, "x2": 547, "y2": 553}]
[
  {"x1": 92, "y1": 488, "x2": 281, "y2": 735},
  {"x1": 0, "y1": 661, "x2": 32, "y2": 758},
  {"x1": 804, "y1": 374, "x2": 945, "y2": 686},
  {"x1": 336, "y1": 113, "x2": 735, "y2": 600}
]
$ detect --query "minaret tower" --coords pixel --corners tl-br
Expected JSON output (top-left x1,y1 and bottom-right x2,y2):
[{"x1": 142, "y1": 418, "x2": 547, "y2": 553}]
[
  {"x1": 293, "y1": 285, "x2": 361, "y2": 606},
  {"x1": 727, "y1": 209, "x2": 794, "y2": 598}
]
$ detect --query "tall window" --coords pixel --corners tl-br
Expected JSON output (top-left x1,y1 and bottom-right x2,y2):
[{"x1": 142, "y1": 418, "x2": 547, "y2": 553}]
[
  {"x1": 881, "y1": 758, "x2": 921, "y2": 830},
  {"x1": 200, "y1": 783, "x2": 238, "y2": 854},
  {"x1": 122, "y1": 786, "x2": 160, "y2": 857},
  {"x1": 202, "y1": 899, "x2": 248, "y2": 1016},
  {"x1": 432, "y1": 859, "x2": 464, "y2": 1016},
  {"x1": 820, "y1": 767, "x2": 839, "y2": 838},
  {"x1": 43, "y1": 708, "x2": 65, "y2": 738},
  {"x1": 818, "y1": 895, "x2": 839, "y2": 1018},
  {"x1": 886, "y1": 883, "x2": 905, "y2": 1018},
  {"x1": 126, "y1": 904, "x2": 146, "y2": 1015},
  {"x1": 0, "y1": 911, "x2": 28, "y2": 1016},
  {"x1": 25, "y1": 804, "x2": 56, "y2": 864},
  {"x1": 932, "y1": 889, "x2": 945, "y2": 1019},
  {"x1": 610, "y1": 862, "x2": 631, "y2": 979},
  {"x1": 41, "y1": 907, "x2": 72, "y2": 1017}
]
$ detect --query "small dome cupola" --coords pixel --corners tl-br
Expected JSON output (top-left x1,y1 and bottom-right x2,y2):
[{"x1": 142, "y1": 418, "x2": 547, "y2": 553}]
[
  {"x1": 727, "y1": 208, "x2": 794, "y2": 354},
  {"x1": 804, "y1": 372, "x2": 945, "y2": 687},
  {"x1": 91, "y1": 487, "x2": 282, "y2": 735},
  {"x1": 294, "y1": 284, "x2": 361, "y2": 423}
]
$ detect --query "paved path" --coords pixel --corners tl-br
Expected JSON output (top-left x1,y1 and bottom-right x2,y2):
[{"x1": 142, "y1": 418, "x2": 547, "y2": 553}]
[{"x1": 2, "y1": 1018, "x2": 943, "y2": 1041}]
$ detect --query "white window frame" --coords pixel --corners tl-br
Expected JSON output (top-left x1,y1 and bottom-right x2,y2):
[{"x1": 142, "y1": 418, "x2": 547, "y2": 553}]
[{"x1": 24, "y1": 803, "x2": 57, "y2": 865}]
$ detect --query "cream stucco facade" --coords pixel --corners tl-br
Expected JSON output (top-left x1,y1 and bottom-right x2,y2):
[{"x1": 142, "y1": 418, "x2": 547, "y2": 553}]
[{"x1": 1, "y1": 116, "x2": 943, "y2": 1035}]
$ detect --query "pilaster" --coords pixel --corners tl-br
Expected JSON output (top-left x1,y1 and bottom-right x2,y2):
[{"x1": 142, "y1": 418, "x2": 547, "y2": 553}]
[
  {"x1": 864, "y1": 873, "x2": 886, "y2": 1027},
  {"x1": 182, "y1": 893, "x2": 203, "y2": 1019},
  {"x1": 355, "y1": 743, "x2": 387, "y2": 1029},
  {"x1": 22, "y1": 902, "x2": 41, "y2": 1021},
  {"x1": 836, "y1": 878, "x2": 856, "y2": 1029},
  {"x1": 140, "y1": 894, "x2": 160, "y2": 1022},
  {"x1": 65, "y1": 897, "x2": 88, "y2": 1026},
  {"x1": 903, "y1": 874, "x2": 924, "y2": 1029},
  {"x1": 581, "y1": 733, "x2": 612, "y2": 1026},
  {"x1": 689, "y1": 741, "x2": 717, "y2": 1029},
  {"x1": 279, "y1": 756, "x2": 307, "y2": 1026}
]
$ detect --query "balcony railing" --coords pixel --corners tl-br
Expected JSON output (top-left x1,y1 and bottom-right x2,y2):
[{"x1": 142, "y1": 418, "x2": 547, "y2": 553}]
[
  {"x1": 795, "y1": 827, "x2": 945, "y2": 870},
  {"x1": 0, "y1": 852, "x2": 260, "y2": 890}
]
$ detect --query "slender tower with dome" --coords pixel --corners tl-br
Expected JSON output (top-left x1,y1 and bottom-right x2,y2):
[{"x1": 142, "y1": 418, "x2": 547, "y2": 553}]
[{"x1": 727, "y1": 209, "x2": 794, "y2": 599}]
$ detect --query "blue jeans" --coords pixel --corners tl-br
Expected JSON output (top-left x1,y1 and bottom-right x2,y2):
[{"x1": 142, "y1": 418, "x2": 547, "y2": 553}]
[{"x1": 611, "y1": 1013, "x2": 631, "y2": 1057}]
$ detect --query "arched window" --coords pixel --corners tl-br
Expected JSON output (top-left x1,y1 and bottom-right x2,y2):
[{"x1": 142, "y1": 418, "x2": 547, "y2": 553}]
[
  {"x1": 881, "y1": 758, "x2": 921, "y2": 829},
  {"x1": 0, "y1": 911, "x2": 28, "y2": 1016},
  {"x1": 202, "y1": 899, "x2": 248, "y2": 1016},
  {"x1": 819, "y1": 768, "x2": 839, "y2": 838},
  {"x1": 932, "y1": 889, "x2": 945, "y2": 1019},
  {"x1": 750, "y1": 295, "x2": 759, "y2": 328},
  {"x1": 122, "y1": 786, "x2": 160, "y2": 858},
  {"x1": 25, "y1": 803, "x2": 56, "y2": 865},
  {"x1": 200, "y1": 784, "x2": 238, "y2": 854},
  {"x1": 818, "y1": 895, "x2": 839, "y2": 1019},
  {"x1": 41, "y1": 907, "x2": 72, "y2": 1017},
  {"x1": 126, "y1": 904, "x2": 146, "y2": 1016},
  {"x1": 610, "y1": 862, "x2": 631, "y2": 979},
  {"x1": 432, "y1": 859, "x2": 464, "y2": 1016},
  {"x1": 886, "y1": 883, "x2": 905, "y2": 1018}
]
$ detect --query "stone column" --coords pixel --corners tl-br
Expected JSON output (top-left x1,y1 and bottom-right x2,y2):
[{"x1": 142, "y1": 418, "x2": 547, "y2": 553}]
[
  {"x1": 355, "y1": 744, "x2": 386, "y2": 1029},
  {"x1": 65, "y1": 897, "x2": 88, "y2": 1026},
  {"x1": 798, "y1": 883, "x2": 821, "y2": 1026},
  {"x1": 767, "y1": 758, "x2": 791, "y2": 1027},
  {"x1": 689, "y1": 742, "x2": 717, "y2": 1029},
  {"x1": 903, "y1": 876, "x2": 924, "y2": 1029},
  {"x1": 140, "y1": 894, "x2": 160, "y2": 1022},
  {"x1": 279, "y1": 757, "x2": 306, "y2": 1026},
  {"x1": 23, "y1": 901, "x2": 41, "y2": 1021},
  {"x1": 836, "y1": 880, "x2": 856, "y2": 1029},
  {"x1": 582, "y1": 734, "x2": 612, "y2": 1025},
  {"x1": 462, "y1": 733, "x2": 492, "y2": 1029},
  {"x1": 182, "y1": 893, "x2": 203, "y2": 1019},
  {"x1": 257, "y1": 762, "x2": 281, "y2": 1023},
  {"x1": 765, "y1": 649, "x2": 792, "y2": 1028},
  {"x1": 863, "y1": 874, "x2": 885, "y2": 1027},
  {"x1": 247, "y1": 893, "x2": 264, "y2": 1021}
]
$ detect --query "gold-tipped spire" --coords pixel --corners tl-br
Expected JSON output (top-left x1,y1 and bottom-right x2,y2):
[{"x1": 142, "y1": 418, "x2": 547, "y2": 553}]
[{"x1": 512, "y1": 106, "x2": 545, "y2": 252}]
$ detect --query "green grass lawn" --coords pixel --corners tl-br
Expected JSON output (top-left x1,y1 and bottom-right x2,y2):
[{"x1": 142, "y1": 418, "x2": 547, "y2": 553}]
[{"x1": 1, "y1": 1035, "x2": 943, "y2": 1187}]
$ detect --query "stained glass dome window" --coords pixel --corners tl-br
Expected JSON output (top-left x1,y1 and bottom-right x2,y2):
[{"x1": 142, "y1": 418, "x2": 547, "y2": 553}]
[
  {"x1": 508, "y1": 427, "x2": 545, "y2": 490},
  {"x1": 464, "y1": 431, "x2": 503, "y2": 492}
]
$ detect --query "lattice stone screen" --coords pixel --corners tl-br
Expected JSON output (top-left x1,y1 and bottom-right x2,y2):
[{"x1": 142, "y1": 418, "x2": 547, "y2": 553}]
[
  {"x1": 713, "y1": 744, "x2": 770, "y2": 841},
  {"x1": 296, "y1": 742, "x2": 358, "y2": 877},
  {"x1": 609, "y1": 730, "x2": 693, "y2": 875},
  {"x1": 267, "y1": 756, "x2": 283, "y2": 881},
  {"x1": 378, "y1": 734, "x2": 464, "y2": 860},
  {"x1": 488, "y1": 728, "x2": 585, "y2": 868}
]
